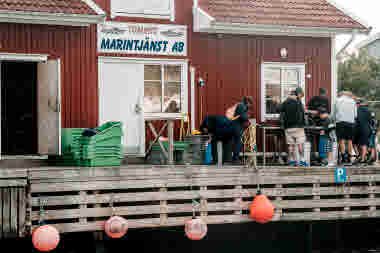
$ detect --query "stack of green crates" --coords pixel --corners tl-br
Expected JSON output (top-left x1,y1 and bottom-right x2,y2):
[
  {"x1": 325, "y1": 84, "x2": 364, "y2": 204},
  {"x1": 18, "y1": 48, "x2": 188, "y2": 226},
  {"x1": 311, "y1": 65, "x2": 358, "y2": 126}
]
[{"x1": 49, "y1": 122, "x2": 123, "y2": 167}]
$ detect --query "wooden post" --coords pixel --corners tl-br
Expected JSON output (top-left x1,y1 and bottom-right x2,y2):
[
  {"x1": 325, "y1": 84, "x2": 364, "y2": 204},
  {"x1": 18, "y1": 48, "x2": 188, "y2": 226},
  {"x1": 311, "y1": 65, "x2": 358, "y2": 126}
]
[
  {"x1": 234, "y1": 185, "x2": 243, "y2": 215},
  {"x1": 0, "y1": 188, "x2": 2, "y2": 239},
  {"x1": 369, "y1": 181, "x2": 376, "y2": 212},
  {"x1": 10, "y1": 188, "x2": 18, "y2": 238},
  {"x1": 18, "y1": 187, "x2": 26, "y2": 237},
  {"x1": 160, "y1": 188, "x2": 168, "y2": 225},
  {"x1": 313, "y1": 183, "x2": 320, "y2": 212},
  {"x1": 168, "y1": 120, "x2": 174, "y2": 165},
  {"x1": 217, "y1": 141, "x2": 223, "y2": 167},
  {"x1": 25, "y1": 183, "x2": 32, "y2": 237},
  {"x1": 93, "y1": 190, "x2": 103, "y2": 241},
  {"x1": 79, "y1": 191, "x2": 87, "y2": 223},
  {"x1": 3, "y1": 188, "x2": 11, "y2": 237},
  {"x1": 343, "y1": 184, "x2": 350, "y2": 212},
  {"x1": 200, "y1": 186, "x2": 208, "y2": 217},
  {"x1": 275, "y1": 184, "x2": 283, "y2": 217}
]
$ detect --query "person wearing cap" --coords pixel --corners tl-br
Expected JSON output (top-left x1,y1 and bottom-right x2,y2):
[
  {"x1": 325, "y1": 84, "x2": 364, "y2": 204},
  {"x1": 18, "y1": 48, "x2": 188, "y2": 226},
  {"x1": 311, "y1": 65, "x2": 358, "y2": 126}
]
[
  {"x1": 280, "y1": 87, "x2": 307, "y2": 166},
  {"x1": 307, "y1": 88, "x2": 330, "y2": 115},
  {"x1": 333, "y1": 91, "x2": 357, "y2": 165},
  {"x1": 353, "y1": 99, "x2": 372, "y2": 165}
]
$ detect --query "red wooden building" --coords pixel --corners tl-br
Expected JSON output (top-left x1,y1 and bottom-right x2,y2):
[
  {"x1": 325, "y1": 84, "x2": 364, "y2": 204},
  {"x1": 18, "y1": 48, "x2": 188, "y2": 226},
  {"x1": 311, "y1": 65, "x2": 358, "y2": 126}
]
[{"x1": 0, "y1": 0, "x2": 370, "y2": 159}]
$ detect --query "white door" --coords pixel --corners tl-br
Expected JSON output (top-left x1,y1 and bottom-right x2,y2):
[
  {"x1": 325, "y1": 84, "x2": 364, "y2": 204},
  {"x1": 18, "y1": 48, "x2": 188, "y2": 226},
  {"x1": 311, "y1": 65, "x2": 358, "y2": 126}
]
[
  {"x1": 99, "y1": 60, "x2": 144, "y2": 155},
  {"x1": 37, "y1": 59, "x2": 62, "y2": 155}
]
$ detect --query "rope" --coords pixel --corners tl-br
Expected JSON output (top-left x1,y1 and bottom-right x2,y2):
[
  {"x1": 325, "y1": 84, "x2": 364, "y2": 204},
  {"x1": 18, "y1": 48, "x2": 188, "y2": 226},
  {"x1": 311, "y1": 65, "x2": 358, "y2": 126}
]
[
  {"x1": 241, "y1": 123, "x2": 258, "y2": 167},
  {"x1": 38, "y1": 198, "x2": 47, "y2": 226}
]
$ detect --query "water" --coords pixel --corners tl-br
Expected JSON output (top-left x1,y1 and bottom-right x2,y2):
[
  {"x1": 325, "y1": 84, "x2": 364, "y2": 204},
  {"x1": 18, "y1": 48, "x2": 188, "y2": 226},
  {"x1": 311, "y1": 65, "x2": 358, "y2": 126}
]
[{"x1": 4, "y1": 219, "x2": 380, "y2": 252}]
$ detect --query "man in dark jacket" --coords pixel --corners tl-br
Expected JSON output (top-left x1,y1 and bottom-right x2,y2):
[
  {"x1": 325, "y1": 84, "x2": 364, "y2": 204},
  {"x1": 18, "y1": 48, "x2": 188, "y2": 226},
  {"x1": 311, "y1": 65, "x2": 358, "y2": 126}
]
[
  {"x1": 280, "y1": 88, "x2": 307, "y2": 166},
  {"x1": 353, "y1": 100, "x2": 371, "y2": 164},
  {"x1": 307, "y1": 88, "x2": 330, "y2": 113}
]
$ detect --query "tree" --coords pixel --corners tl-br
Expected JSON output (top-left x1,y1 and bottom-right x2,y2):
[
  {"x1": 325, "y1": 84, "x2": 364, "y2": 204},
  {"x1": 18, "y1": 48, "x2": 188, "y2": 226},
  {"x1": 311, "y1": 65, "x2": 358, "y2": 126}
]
[{"x1": 338, "y1": 49, "x2": 380, "y2": 118}]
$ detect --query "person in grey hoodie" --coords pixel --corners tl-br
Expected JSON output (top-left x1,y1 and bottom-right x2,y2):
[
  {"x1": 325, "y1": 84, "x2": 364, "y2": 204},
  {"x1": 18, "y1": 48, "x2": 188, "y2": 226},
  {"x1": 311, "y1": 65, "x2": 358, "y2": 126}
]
[{"x1": 333, "y1": 91, "x2": 357, "y2": 165}]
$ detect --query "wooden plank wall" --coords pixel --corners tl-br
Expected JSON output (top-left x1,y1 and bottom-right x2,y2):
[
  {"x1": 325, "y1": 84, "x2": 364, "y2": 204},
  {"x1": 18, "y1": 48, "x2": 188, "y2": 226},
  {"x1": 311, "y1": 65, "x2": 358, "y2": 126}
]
[
  {"x1": 0, "y1": 169, "x2": 28, "y2": 239},
  {"x1": 28, "y1": 166, "x2": 380, "y2": 234}
]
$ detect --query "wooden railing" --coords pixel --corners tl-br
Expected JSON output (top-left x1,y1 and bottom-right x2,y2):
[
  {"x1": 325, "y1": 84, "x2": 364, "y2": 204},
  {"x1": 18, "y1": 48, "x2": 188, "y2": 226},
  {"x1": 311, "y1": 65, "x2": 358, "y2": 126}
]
[
  {"x1": 0, "y1": 169, "x2": 27, "y2": 239},
  {"x1": 24, "y1": 166, "x2": 380, "y2": 234}
]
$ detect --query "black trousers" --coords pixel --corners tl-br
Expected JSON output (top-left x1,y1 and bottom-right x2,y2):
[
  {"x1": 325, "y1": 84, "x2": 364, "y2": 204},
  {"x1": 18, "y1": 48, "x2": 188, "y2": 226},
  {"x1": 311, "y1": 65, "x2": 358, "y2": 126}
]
[{"x1": 211, "y1": 136, "x2": 233, "y2": 163}]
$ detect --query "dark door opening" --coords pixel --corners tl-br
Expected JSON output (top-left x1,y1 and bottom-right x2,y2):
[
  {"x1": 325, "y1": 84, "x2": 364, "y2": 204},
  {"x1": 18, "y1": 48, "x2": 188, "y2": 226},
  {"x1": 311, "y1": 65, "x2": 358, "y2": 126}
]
[{"x1": 1, "y1": 61, "x2": 38, "y2": 155}]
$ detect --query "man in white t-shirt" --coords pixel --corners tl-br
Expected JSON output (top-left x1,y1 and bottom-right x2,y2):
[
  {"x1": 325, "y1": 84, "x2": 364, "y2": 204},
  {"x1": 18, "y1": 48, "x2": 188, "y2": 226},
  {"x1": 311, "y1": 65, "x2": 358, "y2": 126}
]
[{"x1": 333, "y1": 91, "x2": 357, "y2": 165}]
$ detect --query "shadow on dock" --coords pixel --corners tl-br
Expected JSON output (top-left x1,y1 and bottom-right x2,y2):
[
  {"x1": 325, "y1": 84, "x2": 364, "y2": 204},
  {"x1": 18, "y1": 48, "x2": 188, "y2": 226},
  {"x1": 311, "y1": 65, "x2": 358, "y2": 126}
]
[{"x1": 4, "y1": 219, "x2": 380, "y2": 253}]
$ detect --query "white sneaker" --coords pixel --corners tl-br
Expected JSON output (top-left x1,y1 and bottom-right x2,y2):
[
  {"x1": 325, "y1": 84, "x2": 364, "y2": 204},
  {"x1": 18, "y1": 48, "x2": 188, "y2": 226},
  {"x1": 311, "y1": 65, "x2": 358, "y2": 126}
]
[{"x1": 327, "y1": 162, "x2": 336, "y2": 167}]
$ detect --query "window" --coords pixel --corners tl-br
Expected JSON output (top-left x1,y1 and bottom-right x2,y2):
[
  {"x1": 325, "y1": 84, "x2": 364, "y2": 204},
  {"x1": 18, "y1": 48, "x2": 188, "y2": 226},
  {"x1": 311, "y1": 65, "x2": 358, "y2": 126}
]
[
  {"x1": 111, "y1": 0, "x2": 175, "y2": 20},
  {"x1": 261, "y1": 63, "x2": 305, "y2": 121},
  {"x1": 144, "y1": 63, "x2": 186, "y2": 117}
]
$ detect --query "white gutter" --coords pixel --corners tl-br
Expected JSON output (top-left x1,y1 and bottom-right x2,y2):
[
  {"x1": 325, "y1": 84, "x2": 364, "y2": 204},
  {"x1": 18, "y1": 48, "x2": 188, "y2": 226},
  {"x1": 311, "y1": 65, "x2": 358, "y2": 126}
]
[
  {"x1": 193, "y1": 7, "x2": 370, "y2": 38},
  {"x1": 336, "y1": 31, "x2": 357, "y2": 58},
  {"x1": 0, "y1": 10, "x2": 106, "y2": 27}
]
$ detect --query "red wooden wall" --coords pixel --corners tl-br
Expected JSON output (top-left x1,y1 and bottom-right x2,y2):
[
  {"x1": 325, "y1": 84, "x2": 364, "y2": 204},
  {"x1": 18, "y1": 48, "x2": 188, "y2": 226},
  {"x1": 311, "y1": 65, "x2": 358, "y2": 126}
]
[
  {"x1": 0, "y1": 0, "x2": 332, "y2": 150},
  {"x1": 0, "y1": 23, "x2": 99, "y2": 128}
]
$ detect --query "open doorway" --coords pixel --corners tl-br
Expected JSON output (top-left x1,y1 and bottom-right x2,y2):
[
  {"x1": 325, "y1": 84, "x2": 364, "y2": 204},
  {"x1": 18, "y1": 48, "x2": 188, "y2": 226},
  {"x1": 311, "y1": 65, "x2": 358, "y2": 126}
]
[{"x1": 1, "y1": 61, "x2": 38, "y2": 155}]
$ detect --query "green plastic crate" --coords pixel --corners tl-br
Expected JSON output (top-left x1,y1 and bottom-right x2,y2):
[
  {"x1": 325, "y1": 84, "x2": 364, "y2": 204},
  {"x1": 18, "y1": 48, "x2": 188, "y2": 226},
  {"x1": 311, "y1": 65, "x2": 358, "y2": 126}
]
[
  {"x1": 151, "y1": 141, "x2": 188, "y2": 151},
  {"x1": 61, "y1": 128, "x2": 85, "y2": 153}
]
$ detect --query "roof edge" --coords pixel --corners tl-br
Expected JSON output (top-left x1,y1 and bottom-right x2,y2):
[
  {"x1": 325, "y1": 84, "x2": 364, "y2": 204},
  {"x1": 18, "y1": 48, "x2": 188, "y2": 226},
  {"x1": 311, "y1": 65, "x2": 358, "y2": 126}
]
[
  {"x1": 194, "y1": 6, "x2": 369, "y2": 37},
  {"x1": 326, "y1": 0, "x2": 371, "y2": 31},
  {"x1": 0, "y1": 10, "x2": 106, "y2": 26},
  {"x1": 356, "y1": 32, "x2": 380, "y2": 49},
  {"x1": 81, "y1": 0, "x2": 106, "y2": 15}
]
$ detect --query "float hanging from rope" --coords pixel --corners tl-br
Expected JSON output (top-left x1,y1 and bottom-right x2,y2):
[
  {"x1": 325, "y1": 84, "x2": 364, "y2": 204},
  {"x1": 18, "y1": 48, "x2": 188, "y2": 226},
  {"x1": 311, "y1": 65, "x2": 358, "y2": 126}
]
[
  {"x1": 104, "y1": 195, "x2": 129, "y2": 239},
  {"x1": 185, "y1": 174, "x2": 207, "y2": 240},
  {"x1": 185, "y1": 217, "x2": 208, "y2": 240},
  {"x1": 32, "y1": 198, "x2": 60, "y2": 252},
  {"x1": 249, "y1": 168, "x2": 275, "y2": 224}
]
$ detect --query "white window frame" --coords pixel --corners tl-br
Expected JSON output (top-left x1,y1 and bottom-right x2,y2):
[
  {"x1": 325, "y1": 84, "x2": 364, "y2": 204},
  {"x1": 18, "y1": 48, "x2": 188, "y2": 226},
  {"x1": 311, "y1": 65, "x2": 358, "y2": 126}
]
[
  {"x1": 141, "y1": 59, "x2": 188, "y2": 120},
  {"x1": 261, "y1": 62, "x2": 306, "y2": 122},
  {"x1": 110, "y1": 0, "x2": 175, "y2": 21}
]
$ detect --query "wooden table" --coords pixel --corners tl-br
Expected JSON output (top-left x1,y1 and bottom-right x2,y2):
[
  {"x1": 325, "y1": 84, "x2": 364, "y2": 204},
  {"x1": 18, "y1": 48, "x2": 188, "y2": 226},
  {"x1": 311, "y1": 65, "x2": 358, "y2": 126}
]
[
  {"x1": 260, "y1": 126, "x2": 323, "y2": 166},
  {"x1": 145, "y1": 118, "x2": 176, "y2": 165}
]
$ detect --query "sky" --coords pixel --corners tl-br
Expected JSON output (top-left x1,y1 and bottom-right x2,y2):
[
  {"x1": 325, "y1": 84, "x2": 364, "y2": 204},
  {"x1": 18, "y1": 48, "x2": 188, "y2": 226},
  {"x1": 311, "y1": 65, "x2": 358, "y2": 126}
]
[{"x1": 335, "y1": 0, "x2": 380, "y2": 52}]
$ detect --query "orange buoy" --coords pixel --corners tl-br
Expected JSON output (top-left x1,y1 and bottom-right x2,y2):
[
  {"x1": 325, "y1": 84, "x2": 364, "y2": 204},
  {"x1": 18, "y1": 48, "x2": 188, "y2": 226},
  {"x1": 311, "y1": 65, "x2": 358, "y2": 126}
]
[
  {"x1": 185, "y1": 218, "x2": 207, "y2": 240},
  {"x1": 250, "y1": 192, "x2": 275, "y2": 224},
  {"x1": 104, "y1": 216, "x2": 128, "y2": 238},
  {"x1": 32, "y1": 225, "x2": 60, "y2": 252}
]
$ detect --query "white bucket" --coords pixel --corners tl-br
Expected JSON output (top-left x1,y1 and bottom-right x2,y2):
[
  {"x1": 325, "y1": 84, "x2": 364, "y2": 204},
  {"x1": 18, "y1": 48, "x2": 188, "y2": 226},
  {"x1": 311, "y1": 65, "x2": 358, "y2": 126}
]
[{"x1": 303, "y1": 141, "x2": 311, "y2": 166}]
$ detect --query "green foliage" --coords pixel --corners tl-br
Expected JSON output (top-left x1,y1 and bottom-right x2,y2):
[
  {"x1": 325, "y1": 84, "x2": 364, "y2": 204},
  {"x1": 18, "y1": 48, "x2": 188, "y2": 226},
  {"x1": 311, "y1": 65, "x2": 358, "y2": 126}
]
[{"x1": 338, "y1": 49, "x2": 380, "y2": 119}]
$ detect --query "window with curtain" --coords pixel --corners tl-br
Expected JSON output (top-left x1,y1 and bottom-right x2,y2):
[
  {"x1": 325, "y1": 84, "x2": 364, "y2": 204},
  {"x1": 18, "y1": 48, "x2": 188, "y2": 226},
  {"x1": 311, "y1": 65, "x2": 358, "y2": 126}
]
[
  {"x1": 262, "y1": 63, "x2": 305, "y2": 121},
  {"x1": 144, "y1": 64, "x2": 182, "y2": 114}
]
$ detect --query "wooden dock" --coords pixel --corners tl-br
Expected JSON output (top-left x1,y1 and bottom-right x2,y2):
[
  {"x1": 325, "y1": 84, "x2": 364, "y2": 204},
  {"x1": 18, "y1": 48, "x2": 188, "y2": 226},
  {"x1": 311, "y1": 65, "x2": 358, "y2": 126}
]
[{"x1": 1, "y1": 165, "x2": 380, "y2": 238}]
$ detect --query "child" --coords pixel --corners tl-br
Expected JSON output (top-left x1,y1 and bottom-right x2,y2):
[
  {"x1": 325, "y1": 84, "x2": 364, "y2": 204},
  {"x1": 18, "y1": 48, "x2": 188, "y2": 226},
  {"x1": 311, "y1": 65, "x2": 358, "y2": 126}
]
[{"x1": 318, "y1": 107, "x2": 336, "y2": 166}]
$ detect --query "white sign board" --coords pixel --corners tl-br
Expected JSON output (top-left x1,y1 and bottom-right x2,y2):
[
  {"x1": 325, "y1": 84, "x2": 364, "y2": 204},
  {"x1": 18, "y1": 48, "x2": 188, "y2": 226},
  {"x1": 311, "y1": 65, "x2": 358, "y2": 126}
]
[{"x1": 98, "y1": 22, "x2": 187, "y2": 56}]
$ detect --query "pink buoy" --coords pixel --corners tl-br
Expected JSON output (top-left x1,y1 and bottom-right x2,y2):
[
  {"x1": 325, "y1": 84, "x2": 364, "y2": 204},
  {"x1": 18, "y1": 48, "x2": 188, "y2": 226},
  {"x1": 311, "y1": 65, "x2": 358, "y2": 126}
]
[
  {"x1": 32, "y1": 225, "x2": 60, "y2": 252},
  {"x1": 104, "y1": 216, "x2": 128, "y2": 238},
  {"x1": 185, "y1": 218, "x2": 207, "y2": 240}
]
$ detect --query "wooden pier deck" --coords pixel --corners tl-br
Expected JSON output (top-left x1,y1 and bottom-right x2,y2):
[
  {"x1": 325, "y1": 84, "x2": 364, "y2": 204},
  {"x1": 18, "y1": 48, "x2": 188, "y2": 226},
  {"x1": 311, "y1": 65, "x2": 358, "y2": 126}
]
[{"x1": 1, "y1": 165, "x2": 380, "y2": 238}]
